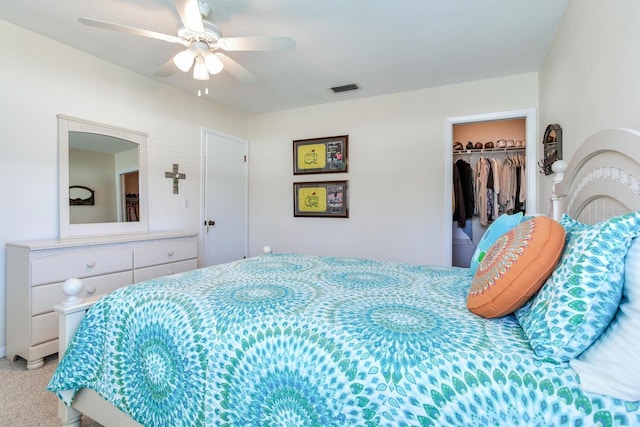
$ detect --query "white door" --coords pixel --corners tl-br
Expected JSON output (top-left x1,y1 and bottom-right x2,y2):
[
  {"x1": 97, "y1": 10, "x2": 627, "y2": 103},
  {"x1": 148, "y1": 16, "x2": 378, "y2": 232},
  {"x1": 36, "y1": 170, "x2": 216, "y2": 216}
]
[{"x1": 203, "y1": 130, "x2": 248, "y2": 266}]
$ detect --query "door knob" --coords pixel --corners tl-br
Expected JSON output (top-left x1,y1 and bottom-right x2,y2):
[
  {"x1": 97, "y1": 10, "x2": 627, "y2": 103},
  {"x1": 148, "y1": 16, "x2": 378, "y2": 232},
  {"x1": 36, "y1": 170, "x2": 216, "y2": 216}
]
[{"x1": 204, "y1": 219, "x2": 216, "y2": 233}]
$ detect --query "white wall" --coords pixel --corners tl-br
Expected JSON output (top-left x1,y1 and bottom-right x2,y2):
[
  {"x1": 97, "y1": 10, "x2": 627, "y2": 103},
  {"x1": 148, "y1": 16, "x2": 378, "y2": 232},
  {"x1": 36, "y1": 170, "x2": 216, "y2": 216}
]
[
  {"x1": 0, "y1": 20, "x2": 248, "y2": 356},
  {"x1": 538, "y1": 0, "x2": 640, "y2": 207},
  {"x1": 248, "y1": 73, "x2": 538, "y2": 265}
]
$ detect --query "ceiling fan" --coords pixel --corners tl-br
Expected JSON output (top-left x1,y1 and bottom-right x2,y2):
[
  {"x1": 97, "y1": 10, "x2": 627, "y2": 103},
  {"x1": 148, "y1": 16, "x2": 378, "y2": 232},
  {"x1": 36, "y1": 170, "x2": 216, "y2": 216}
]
[{"x1": 79, "y1": 0, "x2": 296, "y2": 85}]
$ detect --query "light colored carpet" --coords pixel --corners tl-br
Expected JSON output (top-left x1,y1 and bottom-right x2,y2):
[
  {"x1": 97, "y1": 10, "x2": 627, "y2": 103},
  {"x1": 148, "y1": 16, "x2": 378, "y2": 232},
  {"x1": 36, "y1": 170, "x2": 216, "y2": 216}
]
[{"x1": 0, "y1": 354, "x2": 102, "y2": 427}]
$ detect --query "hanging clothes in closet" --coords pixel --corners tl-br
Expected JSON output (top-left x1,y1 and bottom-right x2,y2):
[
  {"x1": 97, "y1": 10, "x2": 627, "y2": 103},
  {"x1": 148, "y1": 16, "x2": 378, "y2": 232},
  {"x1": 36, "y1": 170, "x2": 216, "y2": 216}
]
[
  {"x1": 453, "y1": 158, "x2": 474, "y2": 227},
  {"x1": 474, "y1": 156, "x2": 494, "y2": 226},
  {"x1": 453, "y1": 146, "x2": 526, "y2": 226},
  {"x1": 497, "y1": 154, "x2": 526, "y2": 216},
  {"x1": 474, "y1": 153, "x2": 526, "y2": 226}
]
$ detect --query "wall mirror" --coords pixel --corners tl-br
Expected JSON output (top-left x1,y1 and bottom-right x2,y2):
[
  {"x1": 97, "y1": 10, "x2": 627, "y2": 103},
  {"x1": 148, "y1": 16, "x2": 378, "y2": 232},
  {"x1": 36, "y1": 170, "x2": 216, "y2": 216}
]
[{"x1": 58, "y1": 115, "x2": 148, "y2": 238}]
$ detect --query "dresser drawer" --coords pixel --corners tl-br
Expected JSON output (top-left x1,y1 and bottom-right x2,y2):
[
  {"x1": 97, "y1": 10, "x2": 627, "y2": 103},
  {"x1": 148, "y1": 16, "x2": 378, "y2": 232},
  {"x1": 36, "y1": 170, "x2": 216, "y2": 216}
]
[
  {"x1": 32, "y1": 271, "x2": 133, "y2": 316},
  {"x1": 133, "y1": 239, "x2": 197, "y2": 269},
  {"x1": 134, "y1": 259, "x2": 197, "y2": 283},
  {"x1": 31, "y1": 248, "x2": 133, "y2": 286},
  {"x1": 31, "y1": 311, "x2": 57, "y2": 346}
]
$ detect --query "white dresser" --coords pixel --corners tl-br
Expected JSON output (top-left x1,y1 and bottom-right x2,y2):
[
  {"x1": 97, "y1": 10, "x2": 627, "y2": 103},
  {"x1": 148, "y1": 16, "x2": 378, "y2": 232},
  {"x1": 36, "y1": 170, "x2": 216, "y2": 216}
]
[{"x1": 6, "y1": 232, "x2": 198, "y2": 369}]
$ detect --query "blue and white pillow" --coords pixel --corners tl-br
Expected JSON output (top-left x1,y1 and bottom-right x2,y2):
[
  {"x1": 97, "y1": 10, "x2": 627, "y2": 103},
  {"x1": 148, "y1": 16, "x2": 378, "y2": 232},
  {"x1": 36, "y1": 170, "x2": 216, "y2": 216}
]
[
  {"x1": 469, "y1": 212, "x2": 524, "y2": 275},
  {"x1": 516, "y1": 211, "x2": 640, "y2": 362},
  {"x1": 558, "y1": 213, "x2": 588, "y2": 234},
  {"x1": 570, "y1": 237, "x2": 640, "y2": 401}
]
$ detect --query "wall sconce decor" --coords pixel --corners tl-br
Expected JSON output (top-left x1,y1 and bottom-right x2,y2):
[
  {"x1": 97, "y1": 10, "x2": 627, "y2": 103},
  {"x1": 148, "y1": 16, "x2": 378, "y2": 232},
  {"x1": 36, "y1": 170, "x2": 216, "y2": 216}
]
[
  {"x1": 539, "y1": 124, "x2": 562, "y2": 175},
  {"x1": 69, "y1": 185, "x2": 95, "y2": 206}
]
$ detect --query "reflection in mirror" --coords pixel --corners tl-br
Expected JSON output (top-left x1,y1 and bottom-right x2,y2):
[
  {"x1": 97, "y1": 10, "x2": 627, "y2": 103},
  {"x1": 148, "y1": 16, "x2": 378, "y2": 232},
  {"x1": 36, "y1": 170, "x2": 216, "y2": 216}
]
[
  {"x1": 69, "y1": 185, "x2": 95, "y2": 206},
  {"x1": 69, "y1": 132, "x2": 139, "y2": 224},
  {"x1": 58, "y1": 115, "x2": 148, "y2": 238}
]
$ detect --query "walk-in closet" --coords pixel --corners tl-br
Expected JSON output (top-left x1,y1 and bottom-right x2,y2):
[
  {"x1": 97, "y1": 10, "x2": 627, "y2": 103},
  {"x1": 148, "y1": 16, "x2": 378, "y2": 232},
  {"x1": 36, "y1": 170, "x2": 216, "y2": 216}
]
[{"x1": 452, "y1": 118, "x2": 527, "y2": 267}]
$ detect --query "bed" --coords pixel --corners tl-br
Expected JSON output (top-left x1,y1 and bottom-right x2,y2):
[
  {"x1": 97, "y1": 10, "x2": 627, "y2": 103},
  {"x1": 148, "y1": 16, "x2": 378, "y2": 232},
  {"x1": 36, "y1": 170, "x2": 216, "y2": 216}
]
[{"x1": 48, "y1": 128, "x2": 640, "y2": 426}]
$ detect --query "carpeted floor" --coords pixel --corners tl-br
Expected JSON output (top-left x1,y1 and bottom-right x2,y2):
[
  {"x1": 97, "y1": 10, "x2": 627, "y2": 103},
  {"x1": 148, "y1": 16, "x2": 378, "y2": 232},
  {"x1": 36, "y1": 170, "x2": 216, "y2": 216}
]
[{"x1": 0, "y1": 354, "x2": 102, "y2": 427}]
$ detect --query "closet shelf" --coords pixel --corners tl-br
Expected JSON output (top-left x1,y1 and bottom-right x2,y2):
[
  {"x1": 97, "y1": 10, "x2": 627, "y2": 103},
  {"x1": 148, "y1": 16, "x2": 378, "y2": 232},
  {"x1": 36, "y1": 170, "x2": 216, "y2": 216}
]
[{"x1": 453, "y1": 147, "x2": 526, "y2": 155}]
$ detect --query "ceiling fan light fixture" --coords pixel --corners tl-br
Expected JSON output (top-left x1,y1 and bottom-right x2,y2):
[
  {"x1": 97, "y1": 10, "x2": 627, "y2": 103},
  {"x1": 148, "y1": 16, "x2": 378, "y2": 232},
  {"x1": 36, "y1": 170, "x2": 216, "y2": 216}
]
[
  {"x1": 193, "y1": 56, "x2": 210, "y2": 80},
  {"x1": 173, "y1": 49, "x2": 196, "y2": 72},
  {"x1": 204, "y1": 52, "x2": 224, "y2": 75},
  {"x1": 79, "y1": 1, "x2": 295, "y2": 86}
]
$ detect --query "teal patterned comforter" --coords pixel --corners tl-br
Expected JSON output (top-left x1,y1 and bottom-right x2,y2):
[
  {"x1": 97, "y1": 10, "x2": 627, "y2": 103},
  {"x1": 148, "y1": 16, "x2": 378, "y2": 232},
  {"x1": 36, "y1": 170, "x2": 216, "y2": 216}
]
[{"x1": 48, "y1": 254, "x2": 640, "y2": 426}]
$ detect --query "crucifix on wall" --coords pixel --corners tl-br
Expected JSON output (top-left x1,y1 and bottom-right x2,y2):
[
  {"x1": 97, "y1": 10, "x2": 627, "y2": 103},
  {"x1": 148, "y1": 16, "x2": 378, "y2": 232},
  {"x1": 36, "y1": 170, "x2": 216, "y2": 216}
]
[{"x1": 165, "y1": 163, "x2": 186, "y2": 194}]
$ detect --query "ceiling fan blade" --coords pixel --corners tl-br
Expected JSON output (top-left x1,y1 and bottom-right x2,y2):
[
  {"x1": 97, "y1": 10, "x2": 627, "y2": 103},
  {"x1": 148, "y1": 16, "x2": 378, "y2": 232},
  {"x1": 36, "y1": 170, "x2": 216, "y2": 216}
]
[
  {"x1": 79, "y1": 17, "x2": 188, "y2": 46},
  {"x1": 218, "y1": 36, "x2": 296, "y2": 52},
  {"x1": 216, "y1": 53, "x2": 258, "y2": 84},
  {"x1": 154, "y1": 58, "x2": 177, "y2": 77},
  {"x1": 172, "y1": 0, "x2": 204, "y2": 33}
]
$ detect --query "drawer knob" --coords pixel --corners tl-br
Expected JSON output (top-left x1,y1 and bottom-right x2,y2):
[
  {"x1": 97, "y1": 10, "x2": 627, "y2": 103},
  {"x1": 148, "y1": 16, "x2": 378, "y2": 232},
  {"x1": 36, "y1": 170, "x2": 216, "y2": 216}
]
[
  {"x1": 86, "y1": 260, "x2": 96, "y2": 268},
  {"x1": 86, "y1": 287, "x2": 96, "y2": 295},
  {"x1": 167, "y1": 249, "x2": 175, "y2": 256}
]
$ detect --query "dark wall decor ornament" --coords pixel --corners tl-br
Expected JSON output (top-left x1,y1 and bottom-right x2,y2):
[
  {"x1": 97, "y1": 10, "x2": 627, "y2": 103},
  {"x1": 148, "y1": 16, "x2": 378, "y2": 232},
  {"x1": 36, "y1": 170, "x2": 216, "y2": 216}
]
[
  {"x1": 164, "y1": 163, "x2": 186, "y2": 194},
  {"x1": 539, "y1": 124, "x2": 562, "y2": 175},
  {"x1": 69, "y1": 185, "x2": 95, "y2": 206}
]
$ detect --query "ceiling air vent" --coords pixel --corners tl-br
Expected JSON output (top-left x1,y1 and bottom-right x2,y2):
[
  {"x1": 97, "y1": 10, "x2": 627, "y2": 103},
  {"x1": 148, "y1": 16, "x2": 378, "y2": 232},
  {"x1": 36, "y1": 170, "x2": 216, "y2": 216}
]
[{"x1": 330, "y1": 83, "x2": 359, "y2": 93}]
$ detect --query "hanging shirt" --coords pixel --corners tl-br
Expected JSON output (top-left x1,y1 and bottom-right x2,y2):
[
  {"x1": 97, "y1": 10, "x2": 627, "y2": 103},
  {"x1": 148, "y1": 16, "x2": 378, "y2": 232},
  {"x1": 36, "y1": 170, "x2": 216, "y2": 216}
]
[
  {"x1": 453, "y1": 159, "x2": 474, "y2": 227},
  {"x1": 474, "y1": 157, "x2": 490, "y2": 226},
  {"x1": 491, "y1": 157, "x2": 502, "y2": 218}
]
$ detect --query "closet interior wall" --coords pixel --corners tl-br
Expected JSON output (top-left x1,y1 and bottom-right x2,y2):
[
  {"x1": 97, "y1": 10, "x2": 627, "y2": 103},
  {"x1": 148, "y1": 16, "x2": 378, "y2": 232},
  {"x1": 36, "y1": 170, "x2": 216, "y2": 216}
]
[{"x1": 452, "y1": 118, "x2": 526, "y2": 267}]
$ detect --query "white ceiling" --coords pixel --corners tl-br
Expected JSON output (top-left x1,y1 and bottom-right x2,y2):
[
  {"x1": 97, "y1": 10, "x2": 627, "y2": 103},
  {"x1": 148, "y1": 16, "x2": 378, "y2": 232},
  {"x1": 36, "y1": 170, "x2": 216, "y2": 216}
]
[{"x1": 0, "y1": 0, "x2": 568, "y2": 114}]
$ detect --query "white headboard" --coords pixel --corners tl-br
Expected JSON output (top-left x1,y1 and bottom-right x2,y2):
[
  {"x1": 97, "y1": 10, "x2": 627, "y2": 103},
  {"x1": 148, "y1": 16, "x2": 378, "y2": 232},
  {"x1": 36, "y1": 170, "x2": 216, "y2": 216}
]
[{"x1": 551, "y1": 128, "x2": 640, "y2": 224}]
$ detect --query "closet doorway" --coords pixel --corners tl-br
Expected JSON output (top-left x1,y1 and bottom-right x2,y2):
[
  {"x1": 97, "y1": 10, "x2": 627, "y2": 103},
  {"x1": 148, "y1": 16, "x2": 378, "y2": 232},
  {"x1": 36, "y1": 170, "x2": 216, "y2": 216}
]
[{"x1": 443, "y1": 109, "x2": 537, "y2": 267}]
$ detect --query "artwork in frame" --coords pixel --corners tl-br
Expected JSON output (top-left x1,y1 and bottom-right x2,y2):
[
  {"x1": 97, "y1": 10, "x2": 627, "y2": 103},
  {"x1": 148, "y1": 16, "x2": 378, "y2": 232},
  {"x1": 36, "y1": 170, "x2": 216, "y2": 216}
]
[
  {"x1": 293, "y1": 135, "x2": 348, "y2": 174},
  {"x1": 293, "y1": 180, "x2": 349, "y2": 218}
]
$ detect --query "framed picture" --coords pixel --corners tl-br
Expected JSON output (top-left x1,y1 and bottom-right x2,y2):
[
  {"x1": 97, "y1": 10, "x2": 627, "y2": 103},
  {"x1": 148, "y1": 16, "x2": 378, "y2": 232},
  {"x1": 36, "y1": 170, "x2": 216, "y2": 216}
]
[
  {"x1": 293, "y1": 180, "x2": 349, "y2": 218},
  {"x1": 293, "y1": 135, "x2": 348, "y2": 174}
]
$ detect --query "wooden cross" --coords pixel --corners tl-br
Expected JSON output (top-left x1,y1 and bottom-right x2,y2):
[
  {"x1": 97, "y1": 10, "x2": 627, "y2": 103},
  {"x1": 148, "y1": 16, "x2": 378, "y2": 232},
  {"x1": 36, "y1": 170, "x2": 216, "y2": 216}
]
[{"x1": 164, "y1": 163, "x2": 186, "y2": 194}]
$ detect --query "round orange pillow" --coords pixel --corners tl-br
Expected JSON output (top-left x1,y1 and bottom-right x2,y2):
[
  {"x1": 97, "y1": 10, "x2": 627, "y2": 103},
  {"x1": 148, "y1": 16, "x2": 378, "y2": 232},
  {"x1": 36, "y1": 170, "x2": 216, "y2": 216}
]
[{"x1": 467, "y1": 216, "x2": 566, "y2": 318}]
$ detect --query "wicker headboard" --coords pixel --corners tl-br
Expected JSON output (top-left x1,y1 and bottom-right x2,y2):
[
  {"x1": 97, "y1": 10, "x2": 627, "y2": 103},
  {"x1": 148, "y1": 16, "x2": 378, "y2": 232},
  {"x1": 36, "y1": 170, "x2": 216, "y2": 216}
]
[{"x1": 551, "y1": 128, "x2": 640, "y2": 224}]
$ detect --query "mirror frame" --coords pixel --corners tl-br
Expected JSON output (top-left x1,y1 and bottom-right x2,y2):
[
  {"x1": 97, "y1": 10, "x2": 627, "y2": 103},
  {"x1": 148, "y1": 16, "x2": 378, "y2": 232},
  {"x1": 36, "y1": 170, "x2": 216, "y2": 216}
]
[{"x1": 58, "y1": 115, "x2": 149, "y2": 238}]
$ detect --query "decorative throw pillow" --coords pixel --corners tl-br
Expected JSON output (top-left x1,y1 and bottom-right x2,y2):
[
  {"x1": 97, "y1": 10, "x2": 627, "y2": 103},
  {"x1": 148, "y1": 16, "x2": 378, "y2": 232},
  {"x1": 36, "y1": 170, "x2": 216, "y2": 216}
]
[
  {"x1": 559, "y1": 213, "x2": 589, "y2": 235},
  {"x1": 569, "y1": 237, "x2": 640, "y2": 401},
  {"x1": 467, "y1": 216, "x2": 565, "y2": 318},
  {"x1": 516, "y1": 211, "x2": 640, "y2": 362},
  {"x1": 469, "y1": 212, "x2": 524, "y2": 275}
]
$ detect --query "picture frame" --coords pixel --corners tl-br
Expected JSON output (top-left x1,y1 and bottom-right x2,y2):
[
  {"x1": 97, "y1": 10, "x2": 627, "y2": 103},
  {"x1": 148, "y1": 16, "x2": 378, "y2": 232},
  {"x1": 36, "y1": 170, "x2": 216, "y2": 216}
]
[
  {"x1": 293, "y1": 135, "x2": 348, "y2": 174},
  {"x1": 293, "y1": 180, "x2": 349, "y2": 218}
]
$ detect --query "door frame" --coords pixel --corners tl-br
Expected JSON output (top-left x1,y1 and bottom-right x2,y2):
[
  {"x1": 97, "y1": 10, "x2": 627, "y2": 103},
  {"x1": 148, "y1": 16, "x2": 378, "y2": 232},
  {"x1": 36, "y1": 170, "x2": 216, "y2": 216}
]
[
  {"x1": 200, "y1": 127, "x2": 249, "y2": 266},
  {"x1": 443, "y1": 108, "x2": 537, "y2": 266}
]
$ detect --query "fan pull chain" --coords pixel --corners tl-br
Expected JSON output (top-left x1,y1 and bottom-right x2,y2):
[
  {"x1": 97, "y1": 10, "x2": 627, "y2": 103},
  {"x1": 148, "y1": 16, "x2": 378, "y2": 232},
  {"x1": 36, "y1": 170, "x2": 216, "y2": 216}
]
[{"x1": 197, "y1": 86, "x2": 210, "y2": 97}]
